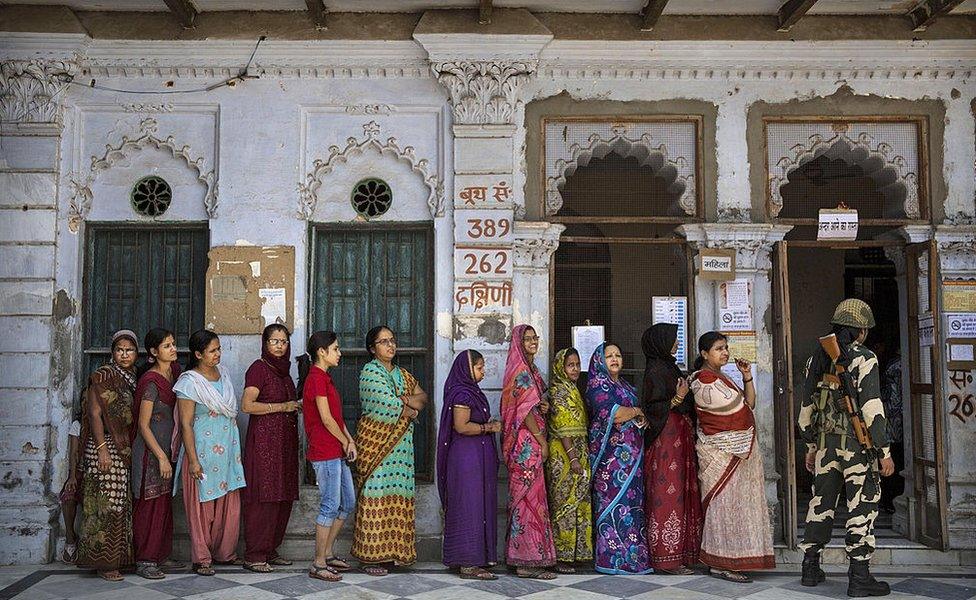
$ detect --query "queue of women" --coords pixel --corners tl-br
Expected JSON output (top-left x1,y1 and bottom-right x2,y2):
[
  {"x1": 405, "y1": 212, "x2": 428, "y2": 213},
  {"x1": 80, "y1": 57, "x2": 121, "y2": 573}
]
[{"x1": 63, "y1": 320, "x2": 774, "y2": 585}]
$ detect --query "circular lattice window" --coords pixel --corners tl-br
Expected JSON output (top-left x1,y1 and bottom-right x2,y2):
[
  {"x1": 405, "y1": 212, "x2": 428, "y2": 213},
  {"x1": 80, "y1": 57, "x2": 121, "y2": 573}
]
[
  {"x1": 351, "y1": 178, "x2": 393, "y2": 219},
  {"x1": 130, "y1": 176, "x2": 172, "y2": 217}
]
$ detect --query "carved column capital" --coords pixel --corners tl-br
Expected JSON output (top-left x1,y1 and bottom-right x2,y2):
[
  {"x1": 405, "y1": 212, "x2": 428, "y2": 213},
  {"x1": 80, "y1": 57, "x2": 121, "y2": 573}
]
[
  {"x1": 0, "y1": 59, "x2": 77, "y2": 125},
  {"x1": 430, "y1": 60, "x2": 536, "y2": 126},
  {"x1": 513, "y1": 221, "x2": 565, "y2": 270},
  {"x1": 679, "y1": 223, "x2": 792, "y2": 272}
]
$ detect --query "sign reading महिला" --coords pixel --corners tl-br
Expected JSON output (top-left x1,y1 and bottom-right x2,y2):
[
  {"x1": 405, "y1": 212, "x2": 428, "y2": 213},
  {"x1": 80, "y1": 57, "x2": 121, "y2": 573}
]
[{"x1": 697, "y1": 248, "x2": 736, "y2": 281}]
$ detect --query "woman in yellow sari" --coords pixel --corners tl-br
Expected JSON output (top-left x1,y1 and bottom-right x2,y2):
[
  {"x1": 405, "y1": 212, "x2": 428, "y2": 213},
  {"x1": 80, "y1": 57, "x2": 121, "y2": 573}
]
[{"x1": 545, "y1": 348, "x2": 592, "y2": 573}]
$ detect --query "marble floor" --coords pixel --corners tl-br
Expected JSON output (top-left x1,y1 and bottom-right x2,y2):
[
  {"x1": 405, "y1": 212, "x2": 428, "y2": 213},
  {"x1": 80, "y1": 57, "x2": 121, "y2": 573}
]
[{"x1": 1, "y1": 563, "x2": 974, "y2": 600}]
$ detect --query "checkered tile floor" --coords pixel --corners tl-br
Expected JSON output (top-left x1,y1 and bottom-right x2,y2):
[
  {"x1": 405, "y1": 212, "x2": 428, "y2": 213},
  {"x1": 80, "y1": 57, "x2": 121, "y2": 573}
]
[{"x1": 2, "y1": 563, "x2": 974, "y2": 600}]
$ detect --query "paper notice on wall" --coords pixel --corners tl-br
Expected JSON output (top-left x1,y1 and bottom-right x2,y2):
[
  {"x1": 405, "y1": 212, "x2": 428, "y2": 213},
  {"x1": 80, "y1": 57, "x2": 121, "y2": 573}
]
[
  {"x1": 652, "y1": 296, "x2": 688, "y2": 368},
  {"x1": 949, "y1": 343, "x2": 975, "y2": 362},
  {"x1": 258, "y1": 288, "x2": 287, "y2": 327},
  {"x1": 919, "y1": 313, "x2": 935, "y2": 347},
  {"x1": 572, "y1": 325, "x2": 605, "y2": 372},
  {"x1": 720, "y1": 278, "x2": 753, "y2": 331},
  {"x1": 724, "y1": 331, "x2": 758, "y2": 364},
  {"x1": 945, "y1": 312, "x2": 976, "y2": 338},
  {"x1": 943, "y1": 280, "x2": 976, "y2": 312}
]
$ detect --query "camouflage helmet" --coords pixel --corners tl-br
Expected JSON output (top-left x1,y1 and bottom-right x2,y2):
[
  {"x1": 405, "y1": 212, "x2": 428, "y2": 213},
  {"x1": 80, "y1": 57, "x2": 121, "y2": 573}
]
[{"x1": 831, "y1": 298, "x2": 876, "y2": 329}]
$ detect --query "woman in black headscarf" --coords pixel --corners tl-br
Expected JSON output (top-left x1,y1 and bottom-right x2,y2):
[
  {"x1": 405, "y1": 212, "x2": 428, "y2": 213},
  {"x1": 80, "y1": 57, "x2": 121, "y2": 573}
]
[{"x1": 640, "y1": 323, "x2": 702, "y2": 574}]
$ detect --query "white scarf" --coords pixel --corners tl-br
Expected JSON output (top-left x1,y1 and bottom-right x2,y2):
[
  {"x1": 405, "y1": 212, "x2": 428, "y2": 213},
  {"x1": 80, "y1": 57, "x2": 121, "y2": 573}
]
[{"x1": 176, "y1": 365, "x2": 238, "y2": 419}]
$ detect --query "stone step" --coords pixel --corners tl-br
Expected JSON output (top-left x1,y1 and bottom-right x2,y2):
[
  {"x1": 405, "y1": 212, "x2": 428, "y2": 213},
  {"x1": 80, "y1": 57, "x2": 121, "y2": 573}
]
[{"x1": 774, "y1": 545, "x2": 971, "y2": 566}]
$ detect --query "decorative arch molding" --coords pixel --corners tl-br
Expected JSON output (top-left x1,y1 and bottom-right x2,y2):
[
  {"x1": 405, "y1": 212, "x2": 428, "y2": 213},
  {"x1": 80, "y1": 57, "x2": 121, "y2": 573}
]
[
  {"x1": 297, "y1": 120, "x2": 445, "y2": 220},
  {"x1": 768, "y1": 131, "x2": 920, "y2": 219},
  {"x1": 67, "y1": 117, "x2": 218, "y2": 232},
  {"x1": 545, "y1": 125, "x2": 697, "y2": 218}
]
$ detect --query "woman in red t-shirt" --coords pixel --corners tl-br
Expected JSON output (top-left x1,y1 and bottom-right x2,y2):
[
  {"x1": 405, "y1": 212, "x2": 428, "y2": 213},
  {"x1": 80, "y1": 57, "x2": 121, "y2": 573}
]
[{"x1": 298, "y1": 331, "x2": 357, "y2": 582}]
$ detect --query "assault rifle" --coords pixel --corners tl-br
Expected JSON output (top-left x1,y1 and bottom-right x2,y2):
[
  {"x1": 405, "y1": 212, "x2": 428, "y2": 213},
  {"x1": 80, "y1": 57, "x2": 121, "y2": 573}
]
[{"x1": 818, "y1": 333, "x2": 877, "y2": 456}]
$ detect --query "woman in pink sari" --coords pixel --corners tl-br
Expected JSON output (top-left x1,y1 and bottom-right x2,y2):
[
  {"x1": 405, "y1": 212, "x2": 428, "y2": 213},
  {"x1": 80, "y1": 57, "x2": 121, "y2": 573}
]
[{"x1": 500, "y1": 324, "x2": 557, "y2": 579}]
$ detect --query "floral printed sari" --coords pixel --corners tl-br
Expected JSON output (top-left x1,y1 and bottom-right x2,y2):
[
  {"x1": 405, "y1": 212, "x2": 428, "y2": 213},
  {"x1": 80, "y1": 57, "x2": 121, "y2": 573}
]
[
  {"x1": 500, "y1": 324, "x2": 556, "y2": 567},
  {"x1": 586, "y1": 343, "x2": 652, "y2": 575}
]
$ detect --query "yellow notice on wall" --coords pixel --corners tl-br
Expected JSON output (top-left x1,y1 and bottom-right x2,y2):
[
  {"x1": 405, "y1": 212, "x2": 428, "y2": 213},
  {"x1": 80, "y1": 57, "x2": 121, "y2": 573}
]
[
  {"x1": 943, "y1": 280, "x2": 976, "y2": 312},
  {"x1": 724, "y1": 331, "x2": 758, "y2": 364}
]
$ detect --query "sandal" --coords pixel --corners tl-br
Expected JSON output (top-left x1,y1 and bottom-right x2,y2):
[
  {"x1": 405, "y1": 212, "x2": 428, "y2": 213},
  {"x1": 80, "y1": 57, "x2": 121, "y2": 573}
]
[
  {"x1": 136, "y1": 562, "x2": 165, "y2": 580},
  {"x1": 97, "y1": 570, "x2": 124, "y2": 582},
  {"x1": 459, "y1": 566, "x2": 498, "y2": 580},
  {"x1": 268, "y1": 554, "x2": 293, "y2": 566},
  {"x1": 194, "y1": 564, "x2": 216, "y2": 576},
  {"x1": 309, "y1": 563, "x2": 342, "y2": 582},
  {"x1": 325, "y1": 556, "x2": 351, "y2": 572},
  {"x1": 362, "y1": 564, "x2": 389, "y2": 577},
  {"x1": 214, "y1": 558, "x2": 244, "y2": 566},
  {"x1": 660, "y1": 566, "x2": 696, "y2": 575},
  {"x1": 243, "y1": 562, "x2": 275, "y2": 573},
  {"x1": 61, "y1": 543, "x2": 77, "y2": 564},
  {"x1": 554, "y1": 563, "x2": 576, "y2": 574},
  {"x1": 517, "y1": 568, "x2": 557, "y2": 580},
  {"x1": 159, "y1": 558, "x2": 187, "y2": 572},
  {"x1": 711, "y1": 569, "x2": 751, "y2": 583}
]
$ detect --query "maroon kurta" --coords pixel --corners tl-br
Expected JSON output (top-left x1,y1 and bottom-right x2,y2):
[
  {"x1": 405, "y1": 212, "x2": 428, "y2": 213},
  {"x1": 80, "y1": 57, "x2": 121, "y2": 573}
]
[{"x1": 242, "y1": 357, "x2": 299, "y2": 563}]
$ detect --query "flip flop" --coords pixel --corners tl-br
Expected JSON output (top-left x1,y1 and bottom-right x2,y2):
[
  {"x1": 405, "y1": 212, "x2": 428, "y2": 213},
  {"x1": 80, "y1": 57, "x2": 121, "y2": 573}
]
[
  {"x1": 268, "y1": 554, "x2": 293, "y2": 566},
  {"x1": 660, "y1": 566, "x2": 696, "y2": 575},
  {"x1": 459, "y1": 566, "x2": 498, "y2": 580},
  {"x1": 517, "y1": 568, "x2": 557, "y2": 580},
  {"x1": 243, "y1": 562, "x2": 274, "y2": 573},
  {"x1": 325, "y1": 556, "x2": 351, "y2": 572},
  {"x1": 554, "y1": 563, "x2": 576, "y2": 574},
  {"x1": 362, "y1": 564, "x2": 389, "y2": 577},
  {"x1": 193, "y1": 564, "x2": 216, "y2": 576},
  {"x1": 711, "y1": 569, "x2": 751, "y2": 583},
  {"x1": 97, "y1": 570, "x2": 124, "y2": 582},
  {"x1": 309, "y1": 563, "x2": 342, "y2": 582}
]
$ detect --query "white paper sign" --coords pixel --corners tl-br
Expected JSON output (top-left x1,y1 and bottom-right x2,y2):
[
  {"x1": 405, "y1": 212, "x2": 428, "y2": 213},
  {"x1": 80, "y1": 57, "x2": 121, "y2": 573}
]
[
  {"x1": 945, "y1": 312, "x2": 976, "y2": 338},
  {"x1": 720, "y1": 279, "x2": 753, "y2": 332},
  {"x1": 949, "y1": 344, "x2": 975, "y2": 362},
  {"x1": 572, "y1": 325, "x2": 605, "y2": 372},
  {"x1": 817, "y1": 208, "x2": 859, "y2": 240},
  {"x1": 919, "y1": 313, "x2": 935, "y2": 347},
  {"x1": 720, "y1": 309, "x2": 754, "y2": 332},
  {"x1": 652, "y1": 296, "x2": 688, "y2": 368},
  {"x1": 258, "y1": 288, "x2": 287, "y2": 327}
]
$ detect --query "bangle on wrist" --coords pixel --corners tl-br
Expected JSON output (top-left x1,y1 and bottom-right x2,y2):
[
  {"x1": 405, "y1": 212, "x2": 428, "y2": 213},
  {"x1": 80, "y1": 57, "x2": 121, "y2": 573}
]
[
  {"x1": 95, "y1": 441, "x2": 107, "y2": 450},
  {"x1": 743, "y1": 377, "x2": 753, "y2": 383}
]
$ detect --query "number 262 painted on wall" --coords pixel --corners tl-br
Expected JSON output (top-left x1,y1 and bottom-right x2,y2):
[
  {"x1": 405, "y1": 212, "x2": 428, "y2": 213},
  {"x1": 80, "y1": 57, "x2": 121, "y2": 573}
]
[{"x1": 455, "y1": 248, "x2": 511, "y2": 276}]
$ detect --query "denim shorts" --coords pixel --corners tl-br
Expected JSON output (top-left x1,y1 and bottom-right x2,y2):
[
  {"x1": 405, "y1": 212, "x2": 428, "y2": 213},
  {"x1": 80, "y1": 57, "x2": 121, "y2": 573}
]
[{"x1": 312, "y1": 458, "x2": 355, "y2": 527}]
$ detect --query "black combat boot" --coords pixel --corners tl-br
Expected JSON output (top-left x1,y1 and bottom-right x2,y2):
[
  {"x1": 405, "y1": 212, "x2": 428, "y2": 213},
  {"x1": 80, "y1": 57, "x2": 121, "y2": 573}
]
[
  {"x1": 847, "y1": 559, "x2": 890, "y2": 597},
  {"x1": 801, "y1": 550, "x2": 825, "y2": 587}
]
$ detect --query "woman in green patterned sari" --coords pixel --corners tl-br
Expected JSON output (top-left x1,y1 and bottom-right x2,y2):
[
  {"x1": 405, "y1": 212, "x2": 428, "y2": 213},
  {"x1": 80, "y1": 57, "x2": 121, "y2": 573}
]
[
  {"x1": 545, "y1": 348, "x2": 593, "y2": 573},
  {"x1": 351, "y1": 325, "x2": 428, "y2": 577}
]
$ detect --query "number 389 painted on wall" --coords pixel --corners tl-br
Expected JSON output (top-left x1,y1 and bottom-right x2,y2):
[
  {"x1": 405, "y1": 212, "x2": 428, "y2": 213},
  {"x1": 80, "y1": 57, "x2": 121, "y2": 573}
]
[{"x1": 454, "y1": 209, "x2": 515, "y2": 244}]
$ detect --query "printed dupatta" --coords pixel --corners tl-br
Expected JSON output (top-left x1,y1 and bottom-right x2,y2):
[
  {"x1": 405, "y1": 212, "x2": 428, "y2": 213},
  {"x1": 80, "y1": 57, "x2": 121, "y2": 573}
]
[
  {"x1": 354, "y1": 359, "x2": 417, "y2": 492},
  {"x1": 500, "y1": 324, "x2": 547, "y2": 468},
  {"x1": 548, "y1": 348, "x2": 587, "y2": 439}
]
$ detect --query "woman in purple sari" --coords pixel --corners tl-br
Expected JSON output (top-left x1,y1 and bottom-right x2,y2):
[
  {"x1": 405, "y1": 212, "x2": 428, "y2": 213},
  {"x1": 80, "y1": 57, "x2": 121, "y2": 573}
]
[
  {"x1": 437, "y1": 350, "x2": 502, "y2": 580},
  {"x1": 586, "y1": 342, "x2": 652, "y2": 575}
]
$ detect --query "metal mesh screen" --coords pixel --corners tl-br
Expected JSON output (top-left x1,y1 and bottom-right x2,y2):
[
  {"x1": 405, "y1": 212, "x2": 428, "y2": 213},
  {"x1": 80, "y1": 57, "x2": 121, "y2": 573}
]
[
  {"x1": 767, "y1": 120, "x2": 921, "y2": 220},
  {"x1": 546, "y1": 119, "x2": 699, "y2": 218}
]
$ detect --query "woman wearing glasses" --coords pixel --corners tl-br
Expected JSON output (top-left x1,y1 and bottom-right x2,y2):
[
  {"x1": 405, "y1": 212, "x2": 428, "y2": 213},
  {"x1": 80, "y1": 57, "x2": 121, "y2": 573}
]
[
  {"x1": 351, "y1": 325, "x2": 427, "y2": 576},
  {"x1": 77, "y1": 329, "x2": 139, "y2": 582},
  {"x1": 240, "y1": 324, "x2": 301, "y2": 572}
]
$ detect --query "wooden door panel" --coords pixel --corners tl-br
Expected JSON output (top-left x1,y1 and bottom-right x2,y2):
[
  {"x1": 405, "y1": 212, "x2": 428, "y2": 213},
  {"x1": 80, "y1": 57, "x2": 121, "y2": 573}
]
[{"x1": 772, "y1": 241, "x2": 798, "y2": 547}]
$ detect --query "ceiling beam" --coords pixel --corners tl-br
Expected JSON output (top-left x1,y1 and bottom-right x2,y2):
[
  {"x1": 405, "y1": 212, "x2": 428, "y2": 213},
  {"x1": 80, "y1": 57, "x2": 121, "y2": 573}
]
[
  {"x1": 479, "y1": 0, "x2": 492, "y2": 25},
  {"x1": 305, "y1": 0, "x2": 328, "y2": 30},
  {"x1": 640, "y1": 0, "x2": 669, "y2": 32},
  {"x1": 907, "y1": 0, "x2": 965, "y2": 32},
  {"x1": 163, "y1": 0, "x2": 197, "y2": 29},
  {"x1": 776, "y1": 0, "x2": 820, "y2": 32}
]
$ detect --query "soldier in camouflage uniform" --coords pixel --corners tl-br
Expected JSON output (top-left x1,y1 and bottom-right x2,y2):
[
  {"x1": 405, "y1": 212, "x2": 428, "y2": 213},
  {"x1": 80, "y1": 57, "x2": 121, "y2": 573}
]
[{"x1": 798, "y1": 299, "x2": 896, "y2": 598}]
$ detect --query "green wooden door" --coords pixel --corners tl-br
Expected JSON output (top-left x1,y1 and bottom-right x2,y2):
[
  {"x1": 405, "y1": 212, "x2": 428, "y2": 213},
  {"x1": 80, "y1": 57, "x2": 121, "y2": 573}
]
[
  {"x1": 311, "y1": 224, "x2": 434, "y2": 478},
  {"x1": 84, "y1": 224, "x2": 210, "y2": 375}
]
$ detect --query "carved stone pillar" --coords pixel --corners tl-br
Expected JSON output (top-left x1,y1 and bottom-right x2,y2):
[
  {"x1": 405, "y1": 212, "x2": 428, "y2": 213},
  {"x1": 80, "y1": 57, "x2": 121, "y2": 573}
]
[
  {"x1": 0, "y1": 58, "x2": 77, "y2": 564},
  {"x1": 678, "y1": 223, "x2": 792, "y2": 529},
  {"x1": 513, "y1": 222, "x2": 565, "y2": 377}
]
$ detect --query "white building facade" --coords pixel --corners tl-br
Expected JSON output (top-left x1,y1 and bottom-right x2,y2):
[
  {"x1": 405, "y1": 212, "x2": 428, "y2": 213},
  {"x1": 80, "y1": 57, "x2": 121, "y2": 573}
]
[{"x1": 1, "y1": 4, "x2": 975, "y2": 565}]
